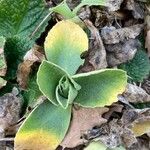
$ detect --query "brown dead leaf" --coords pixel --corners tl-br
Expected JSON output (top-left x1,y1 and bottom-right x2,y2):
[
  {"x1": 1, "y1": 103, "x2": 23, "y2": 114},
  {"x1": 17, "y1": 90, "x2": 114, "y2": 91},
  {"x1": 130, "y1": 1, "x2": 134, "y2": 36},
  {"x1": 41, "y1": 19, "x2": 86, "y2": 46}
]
[
  {"x1": 101, "y1": 24, "x2": 144, "y2": 44},
  {"x1": 121, "y1": 108, "x2": 150, "y2": 137},
  {"x1": 106, "y1": 39, "x2": 140, "y2": 66},
  {"x1": 17, "y1": 45, "x2": 45, "y2": 89},
  {"x1": 142, "y1": 78, "x2": 150, "y2": 95},
  {"x1": 0, "y1": 88, "x2": 22, "y2": 138},
  {"x1": 122, "y1": 83, "x2": 150, "y2": 103},
  {"x1": 107, "y1": 0, "x2": 124, "y2": 12},
  {"x1": 61, "y1": 106, "x2": 109, "y2": 148},
  {"x1": 103, "y1": 103, "x2": 124, "y2": 120},
  {"x1": 128, "y1": 135, "x2": 150, "y2": 150},
  {"x1": 84, "y1": 119, "x2": 137, "y2": 149},
  {"x1": 126, "y1": 0, "x2": 145, "y2": 19},
  {"x1": 84, "y1": 108, "x2": 150, "y2": 149},
  {"x1": 78, "y1": 19, "x2": 107, "y2": 73}
]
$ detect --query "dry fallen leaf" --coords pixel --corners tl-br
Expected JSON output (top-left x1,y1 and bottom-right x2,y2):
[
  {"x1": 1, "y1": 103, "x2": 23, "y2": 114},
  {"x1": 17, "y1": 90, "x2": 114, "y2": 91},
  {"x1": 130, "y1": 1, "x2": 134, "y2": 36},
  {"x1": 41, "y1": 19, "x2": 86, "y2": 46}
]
[
  {"x1": 17, "y1": 45, "x2": 44, "y2": 89},
  {"x1": 122, "y1": 83, "x2": 150, "y2": 103},
  {"x1": 142, "y1": 78, "x2": 150, "y2": 95},
  {"x1": 107, "y1": 0, "x2": 124, "y2": 12},
  {"x1": 103, "y1": 103, "x2": 124, "y2": 120},
  {"x1": 0, "y1": 88, "x2": 22, "y2": 138},
  {"x1": 61, "y1": 106, "x2": 109, "y2": 148},
  {"x1": 126, "y1": 0, "x2": 145, "y2": 19},
  {"x1": 78, "y1": 19, "x2": 107, "y2": 73},
  {"x1": 106, "y1": 39, "x2": 140, "y2": 66},
  {"x1": 101, "y1": 24, "x2": 144, "y2": 44}
]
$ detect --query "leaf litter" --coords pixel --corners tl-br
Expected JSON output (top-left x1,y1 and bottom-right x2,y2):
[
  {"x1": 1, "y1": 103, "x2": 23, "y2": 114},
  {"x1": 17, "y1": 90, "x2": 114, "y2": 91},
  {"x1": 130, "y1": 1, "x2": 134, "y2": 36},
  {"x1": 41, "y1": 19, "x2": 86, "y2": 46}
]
[{"x1": 0, "y1": 0, "x2": 150, "y2": 150}]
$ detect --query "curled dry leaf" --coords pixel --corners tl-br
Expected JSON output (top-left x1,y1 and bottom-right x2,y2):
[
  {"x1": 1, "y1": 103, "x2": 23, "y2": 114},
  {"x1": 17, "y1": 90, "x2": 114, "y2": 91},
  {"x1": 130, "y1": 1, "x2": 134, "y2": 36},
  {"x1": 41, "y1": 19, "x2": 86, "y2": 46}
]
[
  {"x1": 84, "y1": 108, "x2": 150, "y2": 149},
  {"x1": 106, "y1": 39, "x2": 140, "y2": 66},
  {"x1": 78, "y1": 19, "x2": 107, "y2": 73},
  {"x1": 103, "y1": 103, "x2": 124, "y2": 120},
  {"x1": 84, "y1": 119, "x2": 137, "y2": 149},
  {"x1": 101, "y1": 24, "x2": 144, "y2": 44},
  {"x1": 126, "y1": 0, "x2": 145, "y2": 19},
  {"x1": 121, "y1": 108, "x2": 150, "y2": 137},
  {"x1": 17, "y1": 45, "x2": 45, "y2": 89},
  {"x1": 128, "y1": 135, "x2": 150, "y2": 150},
  {"x1": 142, "y1": 78, "x2": 150, "y2": 94},
  {"x1": 107, "y1": 0, "x2": 124, "y2": 12},
  {"x1": 0, "y1": 88, "x2": 22, "y2": 138},
  {"x1": 122, "y1": 83, "x2": 150, "y2": 103},
  {"x1": 61, "y1": 106, "x2": 109, "y2": 148}
]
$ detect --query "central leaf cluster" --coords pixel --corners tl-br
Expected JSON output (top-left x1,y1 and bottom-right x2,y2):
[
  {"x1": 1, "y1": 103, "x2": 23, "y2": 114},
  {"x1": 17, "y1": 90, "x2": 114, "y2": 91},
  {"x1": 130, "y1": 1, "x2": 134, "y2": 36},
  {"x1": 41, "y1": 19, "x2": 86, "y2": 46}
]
[{"x1": 56, "y1": 75, "x2": 81, "y2": 108}]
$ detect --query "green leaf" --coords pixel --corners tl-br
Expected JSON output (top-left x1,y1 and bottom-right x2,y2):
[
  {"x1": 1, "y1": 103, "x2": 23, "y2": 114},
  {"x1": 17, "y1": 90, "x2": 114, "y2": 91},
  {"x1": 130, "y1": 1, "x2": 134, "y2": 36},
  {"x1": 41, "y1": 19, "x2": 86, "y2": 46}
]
[
  {"x1": 50, "y1": 1, "x2": 76, "y2": 19},
  {"x1": 37, "y1": 60, "x2": 68, "y2": 105},
  {"x1": 119, "y1": 50, "x2": 150, "y2": 82},
  {"x1": 15, "y1": 100, "x2": 71, "y2": 150},
  {"x1": 4, "y1": 37, "x2": 33, "y2": 79},
  {"x1": 23, "y1": 73, "x2": 42, "y2": 108},
  {"x1": 84, "y1": 141, "x2": 107, "y2": 150},
  {"x1": 73, "y1": 0, "x2": 106, "y2": 13},
  {"x1": 56, "y1": 75, "x2": 81, "y2": 108},
  {"x1": 45, "y1": 20, "x2": 88, "y2": 75},
  {"x1": 73, "y1": 69, "x2": 127, "y2": 107},
  {"x1": 0, "y1": 36, "x2": 6, "y2": 48},
  {"x1": 37, "y1": 60, "x2": 81, "y2": 108},
  {"x1": 0, "y1": 0, "x2": 49, "y2": 40}
]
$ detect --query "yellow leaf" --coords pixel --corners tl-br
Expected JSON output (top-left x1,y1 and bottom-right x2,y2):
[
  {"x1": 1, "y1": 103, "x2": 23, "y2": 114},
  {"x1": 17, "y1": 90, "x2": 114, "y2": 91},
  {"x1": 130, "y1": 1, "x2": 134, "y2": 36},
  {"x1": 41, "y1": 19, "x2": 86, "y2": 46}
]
[
  {"x1": 15, "y1": 130, "x2": 59, "y2": 150},
  {"x1": 132, "y1": 120, "x2": 150, "y2": 137},
  {"x1": 45, "y1": 20, "x2": 88, "y2": 75}
]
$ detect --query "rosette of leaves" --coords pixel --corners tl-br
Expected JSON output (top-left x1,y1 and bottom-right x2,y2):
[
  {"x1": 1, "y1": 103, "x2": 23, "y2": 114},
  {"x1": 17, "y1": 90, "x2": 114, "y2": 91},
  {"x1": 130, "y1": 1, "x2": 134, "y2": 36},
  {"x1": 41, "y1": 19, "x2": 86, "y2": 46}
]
[{"x1": 15, "y1": 21, "x2": 127, "y2": 150}]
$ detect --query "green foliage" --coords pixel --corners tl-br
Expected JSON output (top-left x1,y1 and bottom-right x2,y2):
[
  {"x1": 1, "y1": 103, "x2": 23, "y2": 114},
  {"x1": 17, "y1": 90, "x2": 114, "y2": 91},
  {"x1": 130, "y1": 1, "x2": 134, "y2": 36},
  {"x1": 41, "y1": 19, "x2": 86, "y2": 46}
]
[
  {"x1": 119, "y1": 50, "x2": 150, "y2": 82},
  {"x1": 0, "y1": 0, "x2": 50, "y2": 80},
  {"x1": 49, "y1": 0, "x2": 107, "y2": 21},
  {"x1": 0, "y1": 0, "x2": 49, "y2": 40},
  {"x1": 38, "y1": 61, "x2": 127, "y2": 108},
  {"x1": 15, "y1": 100, "x2": 71, "y2": 150},
  {"x1": 45, "y1": 20, "x2": 88, "y2": 75},
  {"x1": 4, "y1": 37, "x2": 33, "y2": 79},
  {"x1": 132, "y1": 102, "x2": 150, "y2": 109},
  {"x1": 15, "y1": 20, "x2": 127, "y2": 149},
  {"x1": 22, "y1": 72, "x2": 42, "y2": 108},
  {"x1": 50, "y1": 1, "x2": 76, "y2": 19},
  {"x1": 73, "y1": 0, "x2": 106, "y2": 13}
]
